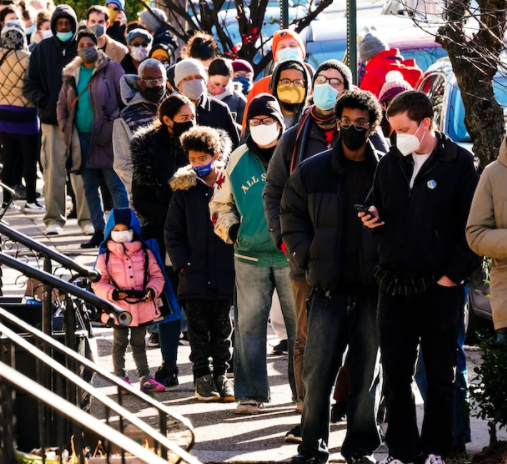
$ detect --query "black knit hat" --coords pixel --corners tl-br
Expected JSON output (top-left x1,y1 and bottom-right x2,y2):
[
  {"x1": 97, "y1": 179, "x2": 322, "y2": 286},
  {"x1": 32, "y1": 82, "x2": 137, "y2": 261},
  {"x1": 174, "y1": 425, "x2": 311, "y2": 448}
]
[
  {"x1": 246, "y1": 93, "x2": 285, "y2": 128},
  {"x1": 312, "y1": 59, "x2": 352, "y2": 91}
]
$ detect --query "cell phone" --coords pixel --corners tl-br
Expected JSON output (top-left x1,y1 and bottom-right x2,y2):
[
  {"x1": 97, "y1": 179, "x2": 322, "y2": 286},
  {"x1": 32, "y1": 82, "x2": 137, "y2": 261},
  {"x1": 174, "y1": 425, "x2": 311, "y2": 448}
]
[{"x1": 354, "y1": 204, "x2": 379, "y2": 221}]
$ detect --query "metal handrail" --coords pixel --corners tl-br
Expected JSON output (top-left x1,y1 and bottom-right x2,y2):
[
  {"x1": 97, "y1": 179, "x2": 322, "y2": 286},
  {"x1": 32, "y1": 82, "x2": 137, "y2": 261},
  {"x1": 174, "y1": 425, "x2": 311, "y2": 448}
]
[
  {"x1": 0, "y1": 221, "x2": 101, "y2": 282},
  {"x1": 0, "y1": 362, "x2": 181, "y2": 464},
  {"x1": 0, "y1": 308, "x2": 200, "y2": 464},
  {"x1": 0, "y1": 253, "x2": 132, "y2": 325}
]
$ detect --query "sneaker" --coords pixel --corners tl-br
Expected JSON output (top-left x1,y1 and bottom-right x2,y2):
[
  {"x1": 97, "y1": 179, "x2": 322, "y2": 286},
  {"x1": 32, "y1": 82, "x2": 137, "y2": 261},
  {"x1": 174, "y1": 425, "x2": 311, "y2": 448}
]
[
  {"x1": 378, "y1": 457, "x2": 414, "y2": 464},
  {"x1": 140, "y1": 376, "x2": 166, "y2": 393},
  {"x1": 215, "y1": 374, "x2": 234, "y2": 402},
  {"x1": 295, "y1": 399, "x2": 304, "y2": 413},
  {"x1": 2, "y1": 202, "x2": 21, "y2": 211},
  {"x1": 147, "y1": 332, "x2": 160, "y2": 347},
  {"x1": 290, "y1": 452, "x2": 327, "y2": 464},
  {"x1": 46, "y1": 222, "x2": 62, "y2": 235},
  {"x1": 195, "y1": 374, "x2": 220, "y2": 401},
  {"x1": 24, "y1": 202, "x2": 45, "y2": 213},
  {"x1": 425, "y1": 455, "x2": 444, "y2": 464},
  {"x1": 80, "y1": 222, "x2": 95, "y2": 235},
  {"x1": 271, "y1": 338, "x2": 288, "y2": 355},
  {"x1": 120, "y1": 378, "x2": 131, "y2": 395},
  {"x1": 154, "y1": 363, "x2": 179, "y2": 389},
  {"x1": 80, "y1": 230, "x2": 104, "y2": 249},
  {"x1": 236, "y1": 400, "x2": 263, "y2": 415},
  {"x1": 331, "y1": 401, "x2": 347, "y2": 422},
  {"x1": 347, "y1": 452, "x2": 376, "y2": 464},
  {"x1": 284, "y1": 424, "x2": 302, "y2": 443}
]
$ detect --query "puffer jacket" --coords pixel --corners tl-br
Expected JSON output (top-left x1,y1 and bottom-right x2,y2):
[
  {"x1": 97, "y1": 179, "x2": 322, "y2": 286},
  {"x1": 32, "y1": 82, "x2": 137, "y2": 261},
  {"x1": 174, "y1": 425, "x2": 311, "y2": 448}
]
[
  {"x1": 0, "y1": 48, "x2": 32, "y2": 107},
  {"x1": 466, "y1": 137, "x2": 507, "y2": 330},
  {"x1": 93, "y1": 240, "x2": 164, "y2": 327},
  {"x1": 165, "y1": 133, "x2": 235, "y2": 300},
  {"x1": 280, "y1": 140, "x2": 382, "y2": 293},
  {"x1": 57, "y1": 51, "x2": 124, "y2": 170}
]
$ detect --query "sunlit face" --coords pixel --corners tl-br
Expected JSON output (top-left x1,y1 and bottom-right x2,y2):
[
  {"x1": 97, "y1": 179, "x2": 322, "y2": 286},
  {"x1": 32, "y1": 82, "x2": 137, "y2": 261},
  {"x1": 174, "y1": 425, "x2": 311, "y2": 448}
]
[
  {"x1": 87, "y1": 12, "x2": 109, "y2": 29},
  {"x1": 39, "y1": 20, "x2": 50, "y2": 31},
  {"x1": 162, "y1": 103, "x2": 196, "y2": 128},
  {"x1": 78, "y1": 36, "x2": 97, "y2": 50},
  {"x1": 207, "y1": 74, "x2": 230, "y2": 95},
  {"x1": 188, "y1": 150, "x2": 215, "y2": 167}
]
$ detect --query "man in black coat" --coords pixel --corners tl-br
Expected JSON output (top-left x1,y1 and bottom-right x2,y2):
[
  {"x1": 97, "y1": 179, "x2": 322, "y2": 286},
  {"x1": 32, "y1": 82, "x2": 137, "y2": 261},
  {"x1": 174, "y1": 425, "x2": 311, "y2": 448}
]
[
  {"x1": 361, "y1": 91, "x2": 480, "y2": 464},
  {"x1": 23, "y1": 4, "x2": 91, "y2": 236},
  {"x1": 280, "y1": 90, "x2": 383, "y2": 464}
]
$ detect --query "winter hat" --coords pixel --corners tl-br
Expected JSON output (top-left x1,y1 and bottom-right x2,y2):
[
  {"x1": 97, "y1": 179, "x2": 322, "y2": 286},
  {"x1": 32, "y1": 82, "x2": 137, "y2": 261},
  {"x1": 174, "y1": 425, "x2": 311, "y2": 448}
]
[
  {"x1": 231, "y1": 59, "x2": 253, "y2": 74},
  {"x1": 1, "y1": 21, "x2": 26, "y2": 50},
  {"x1": 272, "y1": 29, "x2": 305, "y2": 60},
  {"x1": 359, "y1": 29, "x2": 389, "y2": 62},
  {"x1": 247, "y1": 93, "x2": 284, "y2": 128},
  {"x1": 139, "y1": 8, "x2": 167, "y2": 33},
  {"x1": 126, "y1": 28, "x2": 152, "y2": 45},
  {"x1": 174, "y1": 58, "x2": 207, "y2": 86},
  {"x1": 106, "y1": 0, "x2": 125, "y2": 11},
  {"x1": 378, "y1": 71, "x2": 413, "y2": 104},
  {"x1": 313, "y1": 59, "x2": 352, "y2": 90}
]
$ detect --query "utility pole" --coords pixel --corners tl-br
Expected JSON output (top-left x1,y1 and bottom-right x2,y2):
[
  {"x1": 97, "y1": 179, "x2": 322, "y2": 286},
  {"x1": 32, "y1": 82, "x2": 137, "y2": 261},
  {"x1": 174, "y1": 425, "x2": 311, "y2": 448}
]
[
  {"x1": 346, "y1": 0, "x2": 357, "y2": 84},
  {"x1": 280, "y1": 0, "x2": 289, "y2": 29}
]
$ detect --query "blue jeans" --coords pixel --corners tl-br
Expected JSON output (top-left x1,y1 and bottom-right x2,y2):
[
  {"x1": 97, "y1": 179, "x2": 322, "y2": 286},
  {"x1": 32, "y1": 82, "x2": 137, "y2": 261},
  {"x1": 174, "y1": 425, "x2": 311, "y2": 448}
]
[
  {"x1": 299, "y1": 288, "x2": 382, "y2": 461},
  {"x1": 233, "y1": 260, "x2": 296, "y2": 402},
  {"x1": 79, "y1": 132, "x2": 129, "y2": 231}
]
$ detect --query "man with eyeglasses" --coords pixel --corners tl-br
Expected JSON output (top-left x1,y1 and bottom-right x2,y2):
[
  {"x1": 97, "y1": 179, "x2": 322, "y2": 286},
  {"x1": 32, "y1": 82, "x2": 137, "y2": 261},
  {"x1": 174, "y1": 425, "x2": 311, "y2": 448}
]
[
  {"x1": 121, "y1": 28, "x2": 152, "y2": 75},
  {"x1": 210, "y1": 93, "x2": 297, "y2": 416},
  {"x1": 113, "y1": 58, "x2": 167, "y2": 196},
  {"x1": 280, "y1": 90, "x2": 384, "y2": 464}
]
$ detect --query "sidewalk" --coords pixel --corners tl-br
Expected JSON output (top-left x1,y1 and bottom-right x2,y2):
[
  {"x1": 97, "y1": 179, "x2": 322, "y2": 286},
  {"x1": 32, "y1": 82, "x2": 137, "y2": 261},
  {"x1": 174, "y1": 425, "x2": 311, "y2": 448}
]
[{"x1": 1, "y1": 205, "x2": 505, "y2": 463}]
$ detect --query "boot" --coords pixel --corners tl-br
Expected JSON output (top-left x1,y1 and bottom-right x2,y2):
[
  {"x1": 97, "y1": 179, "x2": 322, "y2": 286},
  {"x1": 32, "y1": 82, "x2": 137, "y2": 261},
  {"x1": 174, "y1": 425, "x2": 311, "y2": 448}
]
[
  {"x1": 154, "y1": 362, "x2": 179, "y2": 389},
  {"x1": 80, "y1": 230, "x2": 104, "y2": 249}
]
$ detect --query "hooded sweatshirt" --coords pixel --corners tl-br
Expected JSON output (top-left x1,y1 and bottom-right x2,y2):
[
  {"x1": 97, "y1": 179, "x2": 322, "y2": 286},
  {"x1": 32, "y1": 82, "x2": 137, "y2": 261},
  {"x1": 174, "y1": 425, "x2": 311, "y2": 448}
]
[{"x1": 22, "y1": 4, "x2": 78, "y2": 125}]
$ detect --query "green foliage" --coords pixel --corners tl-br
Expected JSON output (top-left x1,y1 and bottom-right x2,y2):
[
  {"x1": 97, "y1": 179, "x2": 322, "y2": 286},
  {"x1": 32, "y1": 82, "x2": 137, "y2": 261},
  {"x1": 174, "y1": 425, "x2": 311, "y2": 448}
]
[
  {"x1": 469, "y1": 329, "x2": 507, "y2": 431},
  {"x1": 53, "y1": 0, "x2": 143, "y2": 23}
]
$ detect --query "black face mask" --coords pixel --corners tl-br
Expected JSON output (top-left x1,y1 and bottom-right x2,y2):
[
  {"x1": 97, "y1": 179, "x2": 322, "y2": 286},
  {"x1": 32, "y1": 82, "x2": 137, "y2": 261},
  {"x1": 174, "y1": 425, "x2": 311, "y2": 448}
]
[
  {"x1": 170, "y1": 120, "x2": 195, "y2": 137},
  {"x1": 340, "y1": 125, "x2": 368, "y2": 151},
  {"x1": 143, "y1": 85, "x2": 166, "y2": 103}
]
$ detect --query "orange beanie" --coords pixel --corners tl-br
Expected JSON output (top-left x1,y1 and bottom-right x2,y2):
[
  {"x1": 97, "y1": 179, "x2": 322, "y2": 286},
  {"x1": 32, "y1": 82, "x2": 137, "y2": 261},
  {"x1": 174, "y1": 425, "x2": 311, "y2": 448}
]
[{"x1": 272, "y1": 29, "x2": 306, "y2": 60}]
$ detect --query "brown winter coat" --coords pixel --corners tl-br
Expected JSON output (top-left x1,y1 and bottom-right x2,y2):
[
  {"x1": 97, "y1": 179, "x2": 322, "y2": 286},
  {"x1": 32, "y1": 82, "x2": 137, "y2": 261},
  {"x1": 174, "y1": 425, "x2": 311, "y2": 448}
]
[{"x1": 466, "y1": 136, "x2": 507, "y2": 330}]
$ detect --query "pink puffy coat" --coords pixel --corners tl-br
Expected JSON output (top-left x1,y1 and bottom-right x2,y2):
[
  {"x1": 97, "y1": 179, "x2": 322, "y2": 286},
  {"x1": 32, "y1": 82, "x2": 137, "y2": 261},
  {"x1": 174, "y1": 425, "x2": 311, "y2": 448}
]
[{"x1": 92, "y1": 240, "x2": 165, "y2": 327}]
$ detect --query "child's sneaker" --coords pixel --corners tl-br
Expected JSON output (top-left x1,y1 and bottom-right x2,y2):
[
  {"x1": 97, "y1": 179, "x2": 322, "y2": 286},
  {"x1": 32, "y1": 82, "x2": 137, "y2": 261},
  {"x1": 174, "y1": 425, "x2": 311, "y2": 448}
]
[
  {"x1": 195, "y1": 374, "x2": 220, "y2": 401},
  {"x1": 120, "y1": 378, "x2": 131, "y2": 395},
  {"x1": 140, "y1": 376, "x2": 166, "y2": 393},
  {"x1": 215, "y1": 374, "x2": 235, "y2": 402},
  {"x1": 154, "y1": 363, "x2": 179, "y2": 389}
]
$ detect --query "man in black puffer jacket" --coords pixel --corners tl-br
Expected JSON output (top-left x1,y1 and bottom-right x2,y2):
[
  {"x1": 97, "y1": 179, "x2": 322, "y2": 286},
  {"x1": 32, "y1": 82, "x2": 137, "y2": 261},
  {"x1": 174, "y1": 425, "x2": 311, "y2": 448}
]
[{"x1": 280, "y1": 90, "x2": 383, "y2": 464}]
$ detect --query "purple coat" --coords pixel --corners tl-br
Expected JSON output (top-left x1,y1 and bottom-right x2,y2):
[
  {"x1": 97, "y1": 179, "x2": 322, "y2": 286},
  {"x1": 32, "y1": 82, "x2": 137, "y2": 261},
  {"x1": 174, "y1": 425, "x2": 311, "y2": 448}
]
[{"x1": 57, "y1": 51, "x2": 124, "y2": 170}]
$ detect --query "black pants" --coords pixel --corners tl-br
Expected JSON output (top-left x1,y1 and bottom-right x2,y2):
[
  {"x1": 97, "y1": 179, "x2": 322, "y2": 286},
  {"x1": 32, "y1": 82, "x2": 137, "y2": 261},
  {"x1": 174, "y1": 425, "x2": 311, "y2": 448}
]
[
  {"x1": 0, "y1": 132, "x2": 39, "y2": 203},
  {"x1": 184, "y1": 298, "x2": 233, "y2": 380},
  {"x1": 378, "y1": 284, "x2": 463, "y2": 461}
]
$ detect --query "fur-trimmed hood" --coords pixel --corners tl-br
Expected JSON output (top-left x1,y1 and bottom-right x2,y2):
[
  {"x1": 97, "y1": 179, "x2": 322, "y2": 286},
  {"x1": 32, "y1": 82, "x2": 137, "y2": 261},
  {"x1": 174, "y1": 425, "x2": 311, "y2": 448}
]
[
  {"x1": 62, "y1": 50, "x2": 110, "y2": 82},
  {"x1": 169, "y1": 129, "x2": 233, "y2": 192}
]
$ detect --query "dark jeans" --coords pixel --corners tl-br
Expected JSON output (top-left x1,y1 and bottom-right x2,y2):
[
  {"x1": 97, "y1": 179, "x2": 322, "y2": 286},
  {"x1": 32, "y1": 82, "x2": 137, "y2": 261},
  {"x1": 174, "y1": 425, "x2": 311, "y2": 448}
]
[
  {"x1": 159, "y1": 318, "x2": 180, "y2": 367},
  {"x1": 184, "y1": 298, "x2": 233, "y2": 380},
  {"x1": 378, "y1": 284, "x2": 463, "y2": 461},
  {"x1": 0, "y1": 131, "x2": 39, "y2": 203},
  {"x1": 299, "y1": 288, "x2": 382, "y2": 461}
]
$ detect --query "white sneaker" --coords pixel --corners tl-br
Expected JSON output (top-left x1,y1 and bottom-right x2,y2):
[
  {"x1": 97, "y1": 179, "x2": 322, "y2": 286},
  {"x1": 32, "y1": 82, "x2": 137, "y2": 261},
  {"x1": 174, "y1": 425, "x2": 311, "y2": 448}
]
[
  {"x1": 425, "y1": 455, "x2": 444, "y2": 464},
  {"x1": 236, "y1": 400, "x2": 263, "y2": 415},
  {"x1": 2, "y1": 202, "x2": 21, "y2": 211},
  {"x1": 80, "y1": 222, "x2": 94, "y2": 235},
  {"x1": 24, "y1": 202, "x2": 46, "y2": 213},
  {"x1": 378, "y1": 457, "x2": 414, "y2": 464},
  {"x1": 46, "y1": 223, "x2": 62, "y2": 235}
]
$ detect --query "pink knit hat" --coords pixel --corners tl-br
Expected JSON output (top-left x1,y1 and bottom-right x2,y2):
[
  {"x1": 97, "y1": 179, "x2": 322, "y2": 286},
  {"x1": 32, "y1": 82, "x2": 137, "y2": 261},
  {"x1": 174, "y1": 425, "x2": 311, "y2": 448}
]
[{"x1": 378, "y1": 71, "x2": 413, "y2": 104}]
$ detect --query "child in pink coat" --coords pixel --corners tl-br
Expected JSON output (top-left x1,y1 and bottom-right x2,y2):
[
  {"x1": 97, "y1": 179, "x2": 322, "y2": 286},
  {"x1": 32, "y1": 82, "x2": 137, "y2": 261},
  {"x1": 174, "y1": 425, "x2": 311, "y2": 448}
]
[{"x1": 92, "y1": 208, "x2": 166, "y2": 393}]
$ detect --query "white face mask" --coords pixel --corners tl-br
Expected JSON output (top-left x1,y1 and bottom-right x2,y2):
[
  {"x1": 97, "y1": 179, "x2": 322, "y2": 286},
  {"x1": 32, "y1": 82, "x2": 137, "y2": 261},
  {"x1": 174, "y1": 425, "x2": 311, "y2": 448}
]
[
  {"x1": 41, "y1": 30, "x2": 53, "y2": 40},
  {"x1": 110, "y1": 229, "x2": 134, "y2": 243},
  {"x1": 396, "y1": 123, "x2": 425, "y2": 156},
  {"x1": 130, "y1": 45, "x2": 150, "y2": 62},
  {"x1": 250, "y1": 123, "x2": 279, "y2": 146}
]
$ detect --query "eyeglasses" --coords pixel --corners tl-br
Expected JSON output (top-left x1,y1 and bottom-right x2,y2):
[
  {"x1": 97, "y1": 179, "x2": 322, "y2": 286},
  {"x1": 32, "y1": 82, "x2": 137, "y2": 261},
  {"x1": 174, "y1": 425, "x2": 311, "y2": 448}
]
[
  {"x1": 131, "y1": 42, "x2": 149, "y2": 48},
  {"x1": 278, "y1": 78, "x2": 305, "y2": 88},
  {"x1": 315, "y1": 75, "x2": 344, "y2": 89},
  {"x1": 141, "y1": 77, "x2": 166, "y2": 88},
  {"x1": 249, "y1": 117, "x2": 276, "y2": 127},
  {"x1": 338, "y1": 119, "x2": 371, "y2": 130}
]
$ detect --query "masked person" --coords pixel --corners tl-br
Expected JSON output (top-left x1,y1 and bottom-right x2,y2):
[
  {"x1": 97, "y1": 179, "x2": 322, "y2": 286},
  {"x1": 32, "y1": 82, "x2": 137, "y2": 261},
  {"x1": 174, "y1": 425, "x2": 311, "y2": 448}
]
[
  {"x1": 210, "y1": 93, "x2": 297, "y2": 415},
  {"x1": 138, "y1": 7, "x2": 177, "y2": 63},
  {"x1": 121, "y1": 28, "x2": 152, "y2": 75},
  {"x1": 175, "y1": 57, "x2": 240, "y2": 148},
  {"x1": 57, "y1": 29, "x2": 128, "y2": 248},
  {"x1": 231, "y1": 59, "x2": 253, "y2": 96},
  {"x1": 105, "y1": 0, "x2": 126, "y2": 46},
  {"x1": 86, "y1": 5, "x2": 127, "y2": 63},
  {"x1": 113, "y1": 58, "x2": 167, "y2": 197},
  {"x1": 281, "y1": 90, "x2": 384, "y2": 464},
  {"x1": 23, "y1": 4, "x2": 92, "y2": 236},
  {"x1": 29, "y1": 9, "x2": 51, "y2": 51},
  {"x1": 130, "y1": 94, "x2": 194, "y2": 389}
]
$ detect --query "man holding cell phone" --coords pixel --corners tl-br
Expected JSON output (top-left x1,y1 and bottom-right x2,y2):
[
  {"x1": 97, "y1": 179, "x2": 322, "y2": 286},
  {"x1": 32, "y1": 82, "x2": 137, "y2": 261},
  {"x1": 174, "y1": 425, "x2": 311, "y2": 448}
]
[{"x1": 360, "y1": 91, "x2": 480, "y2": 464}]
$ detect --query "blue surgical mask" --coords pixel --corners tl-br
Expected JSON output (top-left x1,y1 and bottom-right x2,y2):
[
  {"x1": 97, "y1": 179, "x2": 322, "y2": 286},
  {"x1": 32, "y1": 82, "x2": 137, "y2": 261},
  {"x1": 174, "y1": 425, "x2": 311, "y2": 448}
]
[
  {"x1": 312, "y1": 83, "x2": 339, "y2": 111},
  {"x1": 56, "y1": 31, "x2": 73, "y2": 42},
  {"x1": 276, "y1": 47, "x2": 301, "y2": 63},
  {"x1": 192, "y1": 159, "x2": 214, "y2": 178},
  {"x1": 25, "y1": 24, "x2": 35, "y2": 36}
]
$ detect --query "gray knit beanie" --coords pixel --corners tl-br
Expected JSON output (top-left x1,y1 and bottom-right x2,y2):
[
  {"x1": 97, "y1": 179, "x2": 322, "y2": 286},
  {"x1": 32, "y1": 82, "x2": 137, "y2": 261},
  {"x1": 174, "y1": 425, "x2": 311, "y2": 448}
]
[
  {"x1": 313, "y1": 59, "x2": 352, "y2": 91},
  {"x1": 174, "y1": 58, "x2": 207, "y2": 86},
  {"x1": 139, "y1": 8, "x2": 167, "y2": 33},
  {"x1": 359, "y1": 31, "x2": 389, "y2": 62}
]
